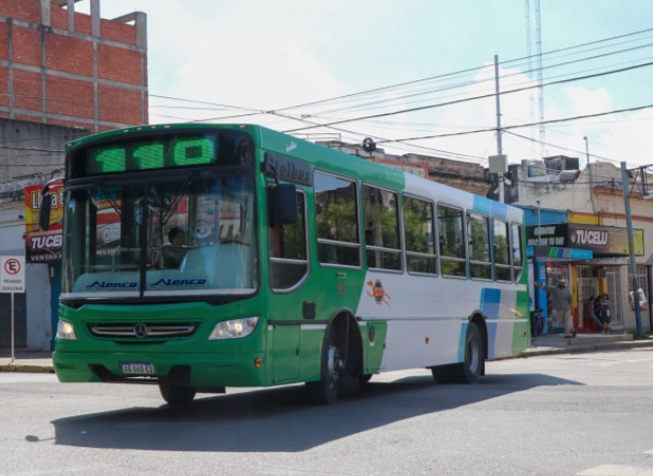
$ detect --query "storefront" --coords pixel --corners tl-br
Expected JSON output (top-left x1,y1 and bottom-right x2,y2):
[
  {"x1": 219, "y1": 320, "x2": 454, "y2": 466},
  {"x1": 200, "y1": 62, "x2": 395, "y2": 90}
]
[
  {"x1": 23, "y1": 184, "x2": 63, "y2": 350},
  {"x1": 526, "y1": 223, "x2": 645, "y2": 333}
]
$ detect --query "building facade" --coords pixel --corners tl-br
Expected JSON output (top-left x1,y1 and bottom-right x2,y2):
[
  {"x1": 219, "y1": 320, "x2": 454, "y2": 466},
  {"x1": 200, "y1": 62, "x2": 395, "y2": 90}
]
[
  {"x1": 517, "y1": 162, "x2": 653, "y2": 335},
  {"x1": 0, "y1": 0, "x2": 148, "y2": 351}
]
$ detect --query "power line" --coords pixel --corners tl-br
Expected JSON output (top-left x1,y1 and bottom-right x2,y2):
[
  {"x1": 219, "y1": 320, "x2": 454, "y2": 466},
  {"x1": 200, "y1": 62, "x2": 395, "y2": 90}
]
[
  {"x1": 270, "y1": 26, "x2": 653, "y2": 115},
  {"x1": 284, "y1": 60, "x2": 653, "y2": 134},
  {"x1": 381, "y1": 102, "x2": 653, "y2": 145}
]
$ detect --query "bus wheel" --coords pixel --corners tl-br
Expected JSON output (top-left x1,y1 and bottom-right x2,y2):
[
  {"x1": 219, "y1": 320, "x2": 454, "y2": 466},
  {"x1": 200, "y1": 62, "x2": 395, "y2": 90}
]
[
  {"x1": 306, "y1": 333, "x2": 342, "y2": 405},
  {"x1": 159, "y1": 383, "x2": 197, "y2": 405},
  {"x1": 431, "y1": 321, "x2": 484, "y2": 384}
]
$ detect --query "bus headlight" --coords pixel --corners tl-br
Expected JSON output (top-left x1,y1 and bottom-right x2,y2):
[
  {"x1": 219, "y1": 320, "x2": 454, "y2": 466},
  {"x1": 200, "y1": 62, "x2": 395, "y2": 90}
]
[
  {"x1": 56, "y1": 320, "x2": 77, "y2": 341},
  {"x1": 208, "y1": 317, "x2": 259, "y2": 340}
]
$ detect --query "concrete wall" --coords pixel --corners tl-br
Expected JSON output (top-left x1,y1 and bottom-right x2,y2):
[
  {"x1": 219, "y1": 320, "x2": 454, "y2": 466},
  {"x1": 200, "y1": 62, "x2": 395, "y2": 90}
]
[{"x1": 0, "y1": 118, "x2": 85, "y2": 181}]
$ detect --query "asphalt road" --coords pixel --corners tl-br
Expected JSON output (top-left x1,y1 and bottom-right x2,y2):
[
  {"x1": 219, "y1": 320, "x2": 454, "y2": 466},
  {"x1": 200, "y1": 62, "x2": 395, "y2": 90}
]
[{"x1": 2, "y1": 349, "x2": 653, "y2": 476}]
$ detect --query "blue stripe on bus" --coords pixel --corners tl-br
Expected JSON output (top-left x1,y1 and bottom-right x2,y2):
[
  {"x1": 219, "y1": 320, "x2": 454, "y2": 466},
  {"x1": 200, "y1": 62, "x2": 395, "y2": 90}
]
[
  {"x1": 480, "y1": 288, "x2": 501, "y2": 319},
  {"x1": 472, "y1": 196, "x2": 508, "y2": 219}
]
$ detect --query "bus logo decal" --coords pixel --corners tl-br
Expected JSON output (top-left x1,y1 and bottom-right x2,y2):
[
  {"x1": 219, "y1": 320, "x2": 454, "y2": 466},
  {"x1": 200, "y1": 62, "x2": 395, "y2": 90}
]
[
  {"x1": 150, "y1": 278, "x2": 207, "y2": 288},
  {"x1": 86, "y1": 281, "x2": 138, "y2": 289},
  {"x1": 366, "y1": 279, "x2": 391, "y2": 308}
]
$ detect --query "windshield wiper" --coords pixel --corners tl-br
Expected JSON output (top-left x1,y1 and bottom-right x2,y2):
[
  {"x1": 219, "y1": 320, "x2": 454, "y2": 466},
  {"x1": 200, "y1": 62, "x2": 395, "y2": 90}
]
[{"x1": 160, "y1": 173, "x2": 195, "y2": 225}]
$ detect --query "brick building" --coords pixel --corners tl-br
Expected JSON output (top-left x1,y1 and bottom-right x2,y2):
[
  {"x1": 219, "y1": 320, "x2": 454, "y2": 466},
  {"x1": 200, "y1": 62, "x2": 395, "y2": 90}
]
[
  {"x1": 318, "y1": 140, "x2": 491, "y2": 196},
  {"x1": 0, "y1": 0, "x2": 147, "y2": 134}
]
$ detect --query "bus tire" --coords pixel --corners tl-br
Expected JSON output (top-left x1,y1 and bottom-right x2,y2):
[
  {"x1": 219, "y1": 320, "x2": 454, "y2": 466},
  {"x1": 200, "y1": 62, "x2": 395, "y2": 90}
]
[
  {"x1": 159, "y1": 383, "x2": 197, "y2": 405},
  {"x1": 306, "y1": 330, "x2": 342, "y2": 405},
  {"x1": 431, "y1": 321, "x2": 484, "y2": 384}
]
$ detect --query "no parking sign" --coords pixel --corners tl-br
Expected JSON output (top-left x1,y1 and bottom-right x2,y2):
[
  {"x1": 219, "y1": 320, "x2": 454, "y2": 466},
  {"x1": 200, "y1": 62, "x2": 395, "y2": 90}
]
[
  {"x1": 1, "y1": 256, "x2": 25, "y2": 293},
  {"x1": 1, "y1": 255, "x2": 25, "y2": 363}
]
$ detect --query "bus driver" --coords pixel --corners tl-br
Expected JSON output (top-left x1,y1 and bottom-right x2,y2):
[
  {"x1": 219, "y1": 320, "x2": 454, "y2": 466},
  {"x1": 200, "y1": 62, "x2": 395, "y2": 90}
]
[{"x1": 162, "y1": 226, "x2": 188, "y2": 269}]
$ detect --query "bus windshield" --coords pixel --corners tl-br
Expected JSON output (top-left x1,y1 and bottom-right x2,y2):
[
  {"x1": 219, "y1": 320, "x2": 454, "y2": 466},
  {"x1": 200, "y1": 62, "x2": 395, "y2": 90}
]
[{"x1": 61, "y1": 173, "x2": 257, "y2": 300}]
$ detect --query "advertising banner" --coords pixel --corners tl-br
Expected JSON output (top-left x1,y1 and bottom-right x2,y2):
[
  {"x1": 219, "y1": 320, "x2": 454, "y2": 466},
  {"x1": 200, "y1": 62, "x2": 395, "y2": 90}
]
[
  {"x1": 526, "y1": 223, "x2": 644, "y2": 256},
  {"x1": 24, "y1": 184, "x2": 64, "y2": 263}
]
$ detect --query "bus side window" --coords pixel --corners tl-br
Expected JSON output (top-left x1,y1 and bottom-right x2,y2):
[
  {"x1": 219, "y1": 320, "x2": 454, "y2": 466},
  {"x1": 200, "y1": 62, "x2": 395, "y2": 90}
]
[
  {"x1": 363, "y1": 185, "x2": 401, "y2": 271},
  {"x1": 437, "y1": 204, "x2": 466, "y2": 277},
  {"x1": 403, "y1": 195, "x2": 437, "y2": 275},
  {"x1": 468, "y1": 212, "x2": 491, "y2": 280},
  {"x1": 269, "y1": 189, "x2": 308, "y2": 290},
  {"x1": 511, "y1": 223, "x2": 524, "y2": 282},
  {"x1": 314, "y1": 172, "x2": 360, "y2": 267},
  {"x1": 493, "y1": 219, "x2": 511, "y2": 282}
]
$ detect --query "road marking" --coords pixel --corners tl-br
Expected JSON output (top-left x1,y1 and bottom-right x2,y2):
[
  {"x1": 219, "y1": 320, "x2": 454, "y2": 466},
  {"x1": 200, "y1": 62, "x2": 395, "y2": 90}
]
[
  {"x1": 578, "y1": 465, "x2": 653, "y2": 475},
  {"x1": 643, "y1": 449, "x2": 653, "y2": 455}
]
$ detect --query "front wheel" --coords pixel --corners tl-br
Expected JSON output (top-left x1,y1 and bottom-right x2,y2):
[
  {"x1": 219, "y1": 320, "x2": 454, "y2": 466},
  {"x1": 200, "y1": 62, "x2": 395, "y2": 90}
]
[
  {"x1": 431, "y1": 321, "x2": 484, "y2": 384},
  {"x1": 306, "y1": 335, "x2": 342, "y2": 405},
  {"x1": 159, "y1": 383, "x2": 197, "y2": 405}
]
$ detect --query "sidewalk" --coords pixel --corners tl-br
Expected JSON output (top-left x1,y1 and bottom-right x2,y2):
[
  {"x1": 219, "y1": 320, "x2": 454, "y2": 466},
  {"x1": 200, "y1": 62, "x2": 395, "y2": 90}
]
[
  {"x1": 520, "y1": 331, "x2": 653, "y2": 357},
  {"x1": 1, "y1": 333, "x2": 653, "y2": 373}
]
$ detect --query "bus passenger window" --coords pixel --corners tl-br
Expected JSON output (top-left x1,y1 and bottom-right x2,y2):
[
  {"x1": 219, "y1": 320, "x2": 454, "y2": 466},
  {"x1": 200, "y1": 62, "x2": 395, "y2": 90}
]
[
  {"x1": 363, "y1": 186, "x2": 401, "y2": 271},
  {"x1": 403, "y1": 196, "x2": 436, "y2": 275},
  {"x1": 493, "y1": 220, "x2": 511, "y2": 282},
  {"x1": 314, "y1": 172, "x2": 360, "y2": 267},
  {"x1": 511, "y1": 224, "x2": 524, "y2": 282},
  {"x1": 437, "y1": 205, "x2": 466, "y2": 277},
  {"x1": 468, "y1": 213, "x2": 491, "y2": 280},
  {"x1": 269, "y1": 190, "x2": 308, "y2": 290}
]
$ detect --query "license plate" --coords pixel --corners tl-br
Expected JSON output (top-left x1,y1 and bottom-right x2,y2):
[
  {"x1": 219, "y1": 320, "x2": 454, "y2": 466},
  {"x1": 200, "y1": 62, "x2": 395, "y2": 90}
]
[{"x1": 122, "y1": 362, "x2": 155, "y2": 375}]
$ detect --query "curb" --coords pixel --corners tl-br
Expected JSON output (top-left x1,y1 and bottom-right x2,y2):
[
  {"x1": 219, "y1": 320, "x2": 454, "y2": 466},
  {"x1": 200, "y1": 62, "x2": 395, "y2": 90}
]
[
  {"x1": 519, "y1": 339, "x2": 653, "y2": 358},
  {"x1": 0, "y1": 364, "x2": 54, "y2": 374}
]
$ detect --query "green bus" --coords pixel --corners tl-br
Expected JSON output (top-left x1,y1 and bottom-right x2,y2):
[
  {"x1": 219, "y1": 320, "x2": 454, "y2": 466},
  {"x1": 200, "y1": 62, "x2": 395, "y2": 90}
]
[{"x1": 40, "y1": 123, "x2": 530, "y2": 405}]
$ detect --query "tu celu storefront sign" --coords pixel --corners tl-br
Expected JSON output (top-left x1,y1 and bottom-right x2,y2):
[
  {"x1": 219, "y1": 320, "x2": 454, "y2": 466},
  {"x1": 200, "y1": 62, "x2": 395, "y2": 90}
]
[{"x1": 526, "y1": 223, "x2": 644, "y2": 257}]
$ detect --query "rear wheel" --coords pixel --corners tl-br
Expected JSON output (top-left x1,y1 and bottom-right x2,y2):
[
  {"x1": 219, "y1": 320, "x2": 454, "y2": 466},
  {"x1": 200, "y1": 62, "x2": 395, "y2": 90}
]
[
  {"x1": 159, "y1": 383, "x2": 197, "y2": 405},
  {"x1": 431, "y1": 321, "x2": 484, "y2": 384}
]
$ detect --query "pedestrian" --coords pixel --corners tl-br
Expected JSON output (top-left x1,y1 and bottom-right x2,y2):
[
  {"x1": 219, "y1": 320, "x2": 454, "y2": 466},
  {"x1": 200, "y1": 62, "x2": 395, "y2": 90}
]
[
  {"x1": 598, "y1": 294, "x2": 612, "y2": 334},
  {"x1": 536, "y1": 278, "x2": 575, "y2": 337},
  {"x1": 584, "y1": 296, "x2": 603, "y2": 332}
]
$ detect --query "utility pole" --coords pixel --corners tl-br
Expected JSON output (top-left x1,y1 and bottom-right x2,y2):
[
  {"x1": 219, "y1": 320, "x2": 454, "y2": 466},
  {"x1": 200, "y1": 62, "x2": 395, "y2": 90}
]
[
  {"x1": 620, "y1": 161, "x2": 643, "y2": 336},
  {"x1": 584, "y1": 136, "x2": 596, "y2": 214},
  {"x1": 494, "y1": 54, "x2": 504, "y2": 203}
]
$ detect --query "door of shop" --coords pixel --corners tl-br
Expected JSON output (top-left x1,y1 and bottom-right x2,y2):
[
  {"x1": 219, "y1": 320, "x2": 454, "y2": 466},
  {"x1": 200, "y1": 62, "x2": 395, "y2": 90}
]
[
  {"x1": 577, "y1": 267, "x2": 600, "y2": 330},
  {"x1": 606, "y1": 269, "x2": 624, "y2": 326},
  {"x1": 0, "y1": 292, "x2": 26, "y2": 348}
]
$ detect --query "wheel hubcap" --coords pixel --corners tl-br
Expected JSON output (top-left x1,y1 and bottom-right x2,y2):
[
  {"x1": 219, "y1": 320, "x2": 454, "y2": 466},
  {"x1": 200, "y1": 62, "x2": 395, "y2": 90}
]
[{"x1": 326, "y1": 344, "x2": 342, "y2": 389}]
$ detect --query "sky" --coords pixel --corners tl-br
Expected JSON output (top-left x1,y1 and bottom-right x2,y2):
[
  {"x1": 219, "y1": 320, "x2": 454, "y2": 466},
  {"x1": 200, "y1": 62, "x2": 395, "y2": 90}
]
[{"x1": 78, "y1": 0, "x2": 653, "y2": 169}]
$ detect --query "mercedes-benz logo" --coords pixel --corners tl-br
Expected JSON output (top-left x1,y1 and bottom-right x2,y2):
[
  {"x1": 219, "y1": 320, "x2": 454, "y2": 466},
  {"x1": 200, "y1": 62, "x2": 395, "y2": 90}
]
[{"x1": 134, "y1": 323, "x2": 149, "y2": 339}]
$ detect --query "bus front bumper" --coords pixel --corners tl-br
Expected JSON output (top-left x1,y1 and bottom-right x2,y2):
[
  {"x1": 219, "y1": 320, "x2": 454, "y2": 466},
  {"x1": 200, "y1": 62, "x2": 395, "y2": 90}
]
[{"x1": 52, "y1": 351, "x2": 266, "y2": 388}]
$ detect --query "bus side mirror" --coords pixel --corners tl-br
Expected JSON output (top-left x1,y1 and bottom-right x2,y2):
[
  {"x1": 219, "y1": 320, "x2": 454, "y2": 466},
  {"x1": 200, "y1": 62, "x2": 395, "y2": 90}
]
[
  {"x1": 268, "y1": 184, "x2": 298, "y2": 225},
  {"x1": 38, "y1": 193, "x2": 52, "y2": 231},
  {"x1": 37, "y1": 178, "x2": 64, "y2": 231}
]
